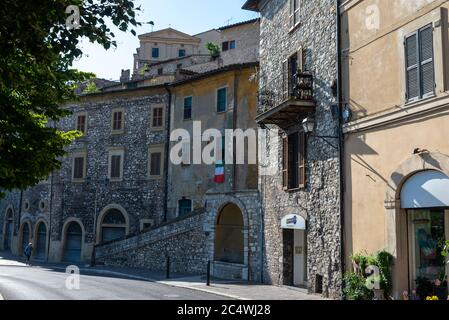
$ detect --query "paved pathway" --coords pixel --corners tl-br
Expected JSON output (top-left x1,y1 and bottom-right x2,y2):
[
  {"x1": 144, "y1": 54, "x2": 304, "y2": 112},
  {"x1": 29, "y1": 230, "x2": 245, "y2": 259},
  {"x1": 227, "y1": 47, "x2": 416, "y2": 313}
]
[{"x1": 0, "y1": 252, "x2": 325, "y2": 300}]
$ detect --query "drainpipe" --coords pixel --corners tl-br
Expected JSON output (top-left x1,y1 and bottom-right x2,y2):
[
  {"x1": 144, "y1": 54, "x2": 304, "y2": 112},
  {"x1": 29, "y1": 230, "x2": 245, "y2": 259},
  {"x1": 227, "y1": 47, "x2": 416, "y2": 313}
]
[
  {"x1": 232, "y1": 70, "x2": 240, "y2": 192},
  {"x1": 47, "y1": 172, "x2": 54, "y2": 262},
  {"x1": 336, "y1": 0, "x2": 346, "y2": 298},
  {"x1": 18, "y1": 191, "x2": 23, "y2": 233},
  {"x1": 163, "y1": 83, "x2": 172, "y2": 222}
]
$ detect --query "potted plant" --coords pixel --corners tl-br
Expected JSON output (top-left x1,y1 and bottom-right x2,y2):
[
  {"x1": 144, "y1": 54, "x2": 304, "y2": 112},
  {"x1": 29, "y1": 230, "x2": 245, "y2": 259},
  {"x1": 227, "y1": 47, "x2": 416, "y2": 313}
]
[{"x1": 206, "y1": 42, "x2": 220, "y2": 60}]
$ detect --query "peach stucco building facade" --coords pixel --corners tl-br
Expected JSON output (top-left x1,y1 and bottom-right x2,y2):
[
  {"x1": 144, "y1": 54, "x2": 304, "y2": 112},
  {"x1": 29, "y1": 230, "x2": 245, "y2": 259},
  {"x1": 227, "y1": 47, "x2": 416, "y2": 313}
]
[{"x1": 341, "y1": 0, "x2": 449, "y2": 298}]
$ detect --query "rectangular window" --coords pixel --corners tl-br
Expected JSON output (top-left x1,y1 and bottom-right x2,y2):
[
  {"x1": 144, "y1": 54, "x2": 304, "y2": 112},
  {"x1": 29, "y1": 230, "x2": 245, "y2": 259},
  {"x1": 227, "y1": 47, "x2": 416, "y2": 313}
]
[
  {"x1": 150, "y1": 152, "x2": 162, "y2": 176},
  {"x1": 179, "y1": 199, "x2": 192, "y2": 216},
  {"x1": 148, "y1": 145, "x2": 164, "y2": 179},
  {"x1": 76, "y1": 114, "x2": 87, "y2": 134},
  {"x1": 217, "y1": 87, "x2": 227, "y2": 112},
  {"x1": 157, "y1": 68, "x2": 163, "y2": 75},
  {"x1": 152, "y1": 106, "x2": 164, "y2": 129},
  {"x1": 289, "y1": 0, "x2": 301, "y2": 30},
  {"x1": 152, "y1": 47, "x2": 159, "y2": 59},
  {"x1": 282, "y1": 132, "x2": 306, "y2": 190},
  {"x1": 405, "y1": 25, "x2": 434, "y2": 102},
  {"x1": 230, "y1": 40, "x2": 236, "y2": 49},
  {"x1": 222, "y1": 41, "x2": 229, "y2": 52},
  {"x1": 184, "y1": 96, "x2": 192, "y2": 120},
  {"x1": 72, "y1": 155, "x2": 86, "y2": 180},
  {"x1": 179, "y1": 49, "x2": 186, "y2": 57},
  {"x1": 110, "y1": 154, "x2": 122, "y2": 180},
  {"x1": 177, "y1": 63, "x2": 183, "y2": 69},
  {"x1": 112, "y1": 110, "x2": 123, "y2": 132}
]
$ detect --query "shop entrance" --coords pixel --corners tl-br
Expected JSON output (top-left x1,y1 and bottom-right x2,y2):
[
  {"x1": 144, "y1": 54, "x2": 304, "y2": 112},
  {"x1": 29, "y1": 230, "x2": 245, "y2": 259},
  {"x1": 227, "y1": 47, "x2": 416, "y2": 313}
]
[
  {"x1": 401, "y1": 170, "x2": 449, "y2": 299},
  {"x1": 281, "y1": 214, "x2": 307, "y2": 288}
]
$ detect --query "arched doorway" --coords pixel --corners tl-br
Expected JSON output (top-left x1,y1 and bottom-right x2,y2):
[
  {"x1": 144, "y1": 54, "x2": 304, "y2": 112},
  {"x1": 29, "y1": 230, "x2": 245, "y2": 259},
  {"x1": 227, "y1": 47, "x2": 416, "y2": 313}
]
[
  {"x1": 214, "y1": 203, "x2": 244, "y2": 264},
  {"x1": 100, "y1": 209, "x2": 127, "y2": 244},
  {"x1": 3, "y1": 209, "x2": 14, "y2": 252},
  {"x1": 34, "y1": 222, "x2": 47, "y2": 260},
  {"x1": 63, "y1": 222, "x2": 83, "y2": 263},
  {"x1": 20, "y1": 223, "x2": 31, "y2": 256},
  {"x1": 400, "y1": 170, "x2": 449, "y2": 299}
]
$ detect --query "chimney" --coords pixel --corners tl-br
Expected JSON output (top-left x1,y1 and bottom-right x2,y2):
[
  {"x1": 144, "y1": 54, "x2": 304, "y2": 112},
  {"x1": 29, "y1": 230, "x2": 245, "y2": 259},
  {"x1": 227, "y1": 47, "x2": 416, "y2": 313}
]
[{"x1": 120, "y1": 69, "x2": 131, "y2": 83}]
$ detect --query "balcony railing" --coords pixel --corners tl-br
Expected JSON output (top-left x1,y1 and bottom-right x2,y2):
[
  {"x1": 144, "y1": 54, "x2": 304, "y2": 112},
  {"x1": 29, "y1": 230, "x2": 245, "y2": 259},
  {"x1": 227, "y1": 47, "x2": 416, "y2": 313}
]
[{"x1": 258, "y1": 71, "x2": 314, "y2": 113}]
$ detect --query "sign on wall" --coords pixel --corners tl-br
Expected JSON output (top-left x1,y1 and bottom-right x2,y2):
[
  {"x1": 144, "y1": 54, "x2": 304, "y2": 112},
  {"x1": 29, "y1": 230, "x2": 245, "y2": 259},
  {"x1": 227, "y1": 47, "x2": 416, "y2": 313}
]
[{"x1": 281, "y1": 214, "x2": 306, "y2": 230}]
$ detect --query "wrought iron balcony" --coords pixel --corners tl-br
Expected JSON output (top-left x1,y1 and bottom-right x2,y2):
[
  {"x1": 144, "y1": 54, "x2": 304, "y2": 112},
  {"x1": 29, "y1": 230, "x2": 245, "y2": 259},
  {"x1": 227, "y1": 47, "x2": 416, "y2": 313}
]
[{"x1": 256, "y1": 71, "x2": 315, "y2": 128}]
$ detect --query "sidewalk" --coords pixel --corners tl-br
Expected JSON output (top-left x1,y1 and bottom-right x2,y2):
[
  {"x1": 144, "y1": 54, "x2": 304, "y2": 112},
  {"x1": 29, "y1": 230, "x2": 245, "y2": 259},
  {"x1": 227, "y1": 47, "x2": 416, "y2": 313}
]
[{"x1": 0, "y1": 252, "x2": 325, "y2": 300}]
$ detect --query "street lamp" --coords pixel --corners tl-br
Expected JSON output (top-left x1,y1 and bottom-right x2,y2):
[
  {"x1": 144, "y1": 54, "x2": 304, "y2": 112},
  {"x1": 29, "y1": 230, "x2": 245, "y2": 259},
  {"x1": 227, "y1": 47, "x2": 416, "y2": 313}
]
[
  {"x1": 302, "y1": 117, "x2": 315, "y2": 134},
  {"x1": 302, "y1": 117, "x2": 339, "y2": 150}
]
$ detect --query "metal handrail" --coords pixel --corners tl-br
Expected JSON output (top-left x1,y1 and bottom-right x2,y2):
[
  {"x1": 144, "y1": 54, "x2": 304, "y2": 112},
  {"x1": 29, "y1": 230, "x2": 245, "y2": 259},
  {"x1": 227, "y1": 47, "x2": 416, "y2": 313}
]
[{"x1": 258, "y1": 71, "x2": 314, "y2": 113}]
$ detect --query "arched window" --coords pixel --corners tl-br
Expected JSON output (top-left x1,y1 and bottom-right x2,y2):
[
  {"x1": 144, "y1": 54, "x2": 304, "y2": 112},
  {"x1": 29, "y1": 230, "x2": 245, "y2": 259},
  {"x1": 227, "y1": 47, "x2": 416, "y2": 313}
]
[
  {"x1": 101, "y1": 209, "x2": 127, "y2": 243},
  {"x1": 63, "y1": 222, "x2": 83, "y2": 262},
  {"x1": 178, "y1": 198, "x2": 192, "y2": 216},
  {"x1": 3, "y1": 209, "x2": 14, "y2": 252},
  {"x1": 214, "y1": 203, "x2": 244, "y2": 264}
]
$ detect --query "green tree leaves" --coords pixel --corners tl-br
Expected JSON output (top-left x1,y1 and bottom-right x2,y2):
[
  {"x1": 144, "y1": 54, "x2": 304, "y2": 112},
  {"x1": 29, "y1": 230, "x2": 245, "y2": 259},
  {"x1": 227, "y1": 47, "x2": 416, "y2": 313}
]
[{"x1": 0, "y1": 0, "x2": 141, "y2": 195}]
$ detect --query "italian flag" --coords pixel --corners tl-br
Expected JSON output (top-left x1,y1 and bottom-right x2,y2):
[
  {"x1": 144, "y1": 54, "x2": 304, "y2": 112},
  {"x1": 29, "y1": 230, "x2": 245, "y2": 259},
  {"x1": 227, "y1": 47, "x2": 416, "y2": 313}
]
[{"x1": 214, "y1": 160, "x2": 225, "y2": 183}]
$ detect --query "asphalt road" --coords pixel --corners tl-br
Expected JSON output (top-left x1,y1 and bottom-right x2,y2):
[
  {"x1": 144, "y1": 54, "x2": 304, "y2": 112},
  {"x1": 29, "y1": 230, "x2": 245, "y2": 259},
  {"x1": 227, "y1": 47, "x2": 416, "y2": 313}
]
[{"x1": 0, "y1": 263, "x2": 230, "y2": 300}]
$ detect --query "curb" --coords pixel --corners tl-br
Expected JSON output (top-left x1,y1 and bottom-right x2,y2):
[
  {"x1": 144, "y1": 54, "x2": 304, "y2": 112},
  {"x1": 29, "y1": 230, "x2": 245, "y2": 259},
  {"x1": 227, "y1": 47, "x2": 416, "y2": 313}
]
[
  {"x1": 158, "y1": 281, "x2": 249, "y2": 300},
  {"x1": 46, "y1": 265, "x2": 246, "y2": 300}
]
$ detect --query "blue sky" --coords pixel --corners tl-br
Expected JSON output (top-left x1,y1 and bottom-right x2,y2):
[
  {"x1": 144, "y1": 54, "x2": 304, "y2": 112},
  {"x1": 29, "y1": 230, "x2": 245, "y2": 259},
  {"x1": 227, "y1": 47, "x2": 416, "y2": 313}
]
[{"x1": 72, "y1": 0, "x2": 258, "y2": 80}]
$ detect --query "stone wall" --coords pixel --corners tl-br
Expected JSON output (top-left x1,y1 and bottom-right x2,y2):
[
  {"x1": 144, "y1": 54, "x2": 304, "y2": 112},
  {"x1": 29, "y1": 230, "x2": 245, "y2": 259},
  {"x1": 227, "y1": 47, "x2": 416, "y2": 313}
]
[
  {"x1": 257, "y1": 0, "x2": 342, "y2": 298},
  {"x1": 96, "y1": 210, "x2": 209, "y2": 274}
]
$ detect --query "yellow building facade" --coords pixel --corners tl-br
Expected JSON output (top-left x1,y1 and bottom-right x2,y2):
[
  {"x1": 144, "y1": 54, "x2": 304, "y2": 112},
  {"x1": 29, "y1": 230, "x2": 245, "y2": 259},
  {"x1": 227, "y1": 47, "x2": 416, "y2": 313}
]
[{"x1": 341, "y1": 0, "x2": 449, "y2": 298}]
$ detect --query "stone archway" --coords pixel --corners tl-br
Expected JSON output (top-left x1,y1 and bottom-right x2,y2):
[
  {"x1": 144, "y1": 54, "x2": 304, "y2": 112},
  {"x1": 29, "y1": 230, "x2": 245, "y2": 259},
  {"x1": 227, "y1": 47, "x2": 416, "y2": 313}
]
[
  {"x1": 384, "y1": 152, "x2": 449, "y2": 298},
  {"x1": 61, "y1": 218, "x2": 86, "y2": 263},
  {"x1": 96, "y1": 204, "x2": 130, "y2": 245},
  {"x1": 18, "y1": 221, "x2": 32, "y2": 256},
  {"x1": 214, "y1": 203, "x2": 245, "y2": 264},
  {"x1": 204, "y1": 193, "x2": 252, "y2": 281},
  {"x1": 33, "y1": 220, "x2": 49, "y2": 260}
]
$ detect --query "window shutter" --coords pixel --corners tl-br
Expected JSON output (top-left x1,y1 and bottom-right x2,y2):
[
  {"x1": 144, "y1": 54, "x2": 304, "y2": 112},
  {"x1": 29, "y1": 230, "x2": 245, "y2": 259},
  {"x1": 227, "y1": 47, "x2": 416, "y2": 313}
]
[
  {"x1": 289, "y1": 0, "x2": 294, "y2": 29},
  {"x1": 73, "y1": 157, "x2": 84, "y2": 179},
  {"x1": 298, "y1": 132, "x2": 306, "y2": 188},
  {"x1": 282, "y1": 60, "x2": 288, "y2": 100},
  {"x1": 282, "y1": 137, "x2": 288, "y2": 190},
  {"x1": 419, "y1": 25, "x2": 434, "y2": 97},
  {"x1": 294, "y1": 0, "x2": 300, "y2": 26},
  {"x1": 150, "y1": 152, "x2": 161, "y2": 176},
  {"x1": 405, "y1": 33, "x2": 419, "y2": 101},
  {"x1": 111, "y1": 155, "x2": 121, "y2": 178},
  {"x1": 298, "y1": 47, "x2": 304, "y2": 72}
]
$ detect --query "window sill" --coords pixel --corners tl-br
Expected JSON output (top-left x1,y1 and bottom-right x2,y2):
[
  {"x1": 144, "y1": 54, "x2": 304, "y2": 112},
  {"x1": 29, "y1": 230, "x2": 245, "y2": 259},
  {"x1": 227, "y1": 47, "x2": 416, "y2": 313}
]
[
  {"x1": 150, "y1": 127, "x2": 164, "y2": 131},
  {"x1": 111, "y1": 130, "x2": 125, "y2": 135},
  {"x1": 405, "y1": 93, "x2": 436, "y2": 106},
  {"x1": 148, "y1": 175, "x2": 163, "y2": 180},
  {"x1": 216, "y1": 110, "x2": 227, "y2": 115},
  {"x1": 72, "y1": 179, "x2": 86, "y2": 183},
  {"x1": 109, "y1": 178, "x2": 123, "y2": 182},
  {"x1": 284, "y1": 187, "x2": 305, "y2": 193}
]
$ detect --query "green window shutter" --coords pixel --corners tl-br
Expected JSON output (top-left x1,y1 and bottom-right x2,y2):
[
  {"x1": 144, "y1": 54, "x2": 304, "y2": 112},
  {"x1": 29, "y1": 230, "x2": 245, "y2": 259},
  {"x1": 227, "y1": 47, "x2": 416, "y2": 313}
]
[
  {"x1": 217, "y1": 88, "x2": 227, "y2": 112},
  {"x1": 184, "y1": 97, "x2": 192, "y2": 119},
  {"x1": 405, "y1": 33, "x2": 419, "y2": 101},
  {"x1": 419, "y1": 25, "x2": 434, "y2": 97}
]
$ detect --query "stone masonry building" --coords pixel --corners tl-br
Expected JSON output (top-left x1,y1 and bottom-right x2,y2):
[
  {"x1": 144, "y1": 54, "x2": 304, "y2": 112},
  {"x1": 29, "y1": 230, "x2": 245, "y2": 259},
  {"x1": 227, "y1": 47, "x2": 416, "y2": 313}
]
[{"x1": 243, "y1": 0, "x2": 342, "y2": 298}]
